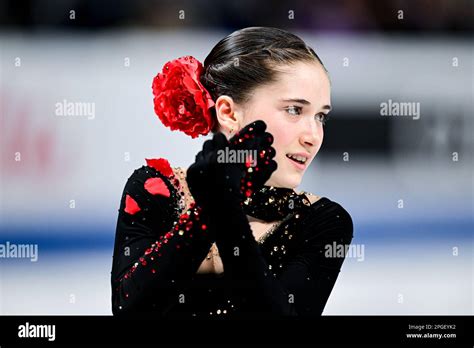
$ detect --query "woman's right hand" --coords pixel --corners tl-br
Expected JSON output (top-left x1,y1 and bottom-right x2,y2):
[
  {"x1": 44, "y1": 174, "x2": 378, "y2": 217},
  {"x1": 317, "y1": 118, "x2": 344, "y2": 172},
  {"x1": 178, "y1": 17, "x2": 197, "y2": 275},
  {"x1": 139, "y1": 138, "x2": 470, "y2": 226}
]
[{"x1": 186, "y1": 120, "x2": 277, "y2": 212}]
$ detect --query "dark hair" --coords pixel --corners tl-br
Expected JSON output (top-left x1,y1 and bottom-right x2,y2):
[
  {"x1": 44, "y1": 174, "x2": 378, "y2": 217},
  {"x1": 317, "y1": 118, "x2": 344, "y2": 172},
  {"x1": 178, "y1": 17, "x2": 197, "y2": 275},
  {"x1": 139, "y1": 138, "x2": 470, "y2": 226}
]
[{"x1": 200, "y1": 27, "x2": 326, "y2": 131}]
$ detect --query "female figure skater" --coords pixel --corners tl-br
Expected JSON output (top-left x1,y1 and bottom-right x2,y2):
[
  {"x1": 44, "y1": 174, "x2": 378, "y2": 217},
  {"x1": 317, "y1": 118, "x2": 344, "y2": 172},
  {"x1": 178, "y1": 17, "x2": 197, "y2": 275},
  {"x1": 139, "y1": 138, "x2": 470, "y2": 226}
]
[{"x1": 111, "y1": 27, "x2": 353, "y2": 318}]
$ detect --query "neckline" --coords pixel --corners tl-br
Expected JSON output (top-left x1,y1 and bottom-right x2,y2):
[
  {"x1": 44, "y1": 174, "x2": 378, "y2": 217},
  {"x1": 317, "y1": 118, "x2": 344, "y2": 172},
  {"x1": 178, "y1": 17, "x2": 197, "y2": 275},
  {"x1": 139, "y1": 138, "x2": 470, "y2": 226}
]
[
  {"x1": 256, "y1": 195, "x2": 330, "y2": 246},
  {"x1": 243, "y1": 186, "x2": 313, "y2": 222},
  {"x1": 172, "y1": 166, "x2": 330, "y2": 245}
]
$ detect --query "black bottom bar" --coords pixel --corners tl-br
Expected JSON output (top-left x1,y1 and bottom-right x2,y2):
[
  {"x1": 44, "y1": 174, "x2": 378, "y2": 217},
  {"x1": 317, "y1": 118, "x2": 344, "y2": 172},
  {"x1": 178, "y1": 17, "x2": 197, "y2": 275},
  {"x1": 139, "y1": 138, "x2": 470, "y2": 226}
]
[{"x1": 1, "y1": 315, "x2": 472, "y2": 346}]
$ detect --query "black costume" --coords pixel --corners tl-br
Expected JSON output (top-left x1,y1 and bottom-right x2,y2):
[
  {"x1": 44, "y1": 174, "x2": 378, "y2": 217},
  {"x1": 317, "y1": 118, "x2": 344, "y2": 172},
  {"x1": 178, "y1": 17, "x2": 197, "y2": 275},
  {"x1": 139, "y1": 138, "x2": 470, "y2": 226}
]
[{"x1": 111, "y1": 122, "x2": 353, "y2": 318}]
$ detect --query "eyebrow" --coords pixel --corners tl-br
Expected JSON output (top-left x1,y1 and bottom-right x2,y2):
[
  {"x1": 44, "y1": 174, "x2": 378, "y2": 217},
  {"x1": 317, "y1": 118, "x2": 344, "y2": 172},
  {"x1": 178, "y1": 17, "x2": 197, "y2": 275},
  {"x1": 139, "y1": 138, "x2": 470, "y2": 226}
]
[{"x1": 279, "y1": 98, "x2": 332, "y2": 111}]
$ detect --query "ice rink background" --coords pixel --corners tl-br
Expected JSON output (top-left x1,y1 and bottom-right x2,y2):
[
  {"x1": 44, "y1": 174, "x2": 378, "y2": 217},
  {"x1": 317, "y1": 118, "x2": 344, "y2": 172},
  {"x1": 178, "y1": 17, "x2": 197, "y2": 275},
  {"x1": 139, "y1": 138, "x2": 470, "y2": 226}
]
[{"x1": 1, "y1": 3, "x2": 472, "y2": 315}]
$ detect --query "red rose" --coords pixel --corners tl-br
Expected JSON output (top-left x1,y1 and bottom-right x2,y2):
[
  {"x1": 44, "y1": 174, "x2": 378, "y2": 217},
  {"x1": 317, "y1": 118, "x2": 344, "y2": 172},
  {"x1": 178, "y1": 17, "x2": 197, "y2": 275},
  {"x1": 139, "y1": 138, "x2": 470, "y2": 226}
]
[{"x1": 152, "y1": 56, "x2": 215, "y2": 138}]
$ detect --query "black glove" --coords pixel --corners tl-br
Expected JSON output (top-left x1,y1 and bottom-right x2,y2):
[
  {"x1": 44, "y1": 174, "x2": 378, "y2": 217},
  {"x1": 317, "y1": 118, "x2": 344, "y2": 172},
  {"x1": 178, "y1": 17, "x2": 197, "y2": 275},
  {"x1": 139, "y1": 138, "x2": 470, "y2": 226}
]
[{"x1": 186, "y1": 120, "x2": 277, "y2": 213}]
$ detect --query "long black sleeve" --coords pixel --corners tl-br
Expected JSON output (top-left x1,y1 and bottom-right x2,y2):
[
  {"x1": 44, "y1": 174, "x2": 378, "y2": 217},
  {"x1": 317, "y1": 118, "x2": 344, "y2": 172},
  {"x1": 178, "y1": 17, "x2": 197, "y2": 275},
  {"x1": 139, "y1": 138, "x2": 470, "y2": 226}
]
[
  {"x1": 111, "y1": 166, "x2": 214, "y2": 316},
  {"x1": 212, "y1": 197, "x2": 353, "y2": 317}
]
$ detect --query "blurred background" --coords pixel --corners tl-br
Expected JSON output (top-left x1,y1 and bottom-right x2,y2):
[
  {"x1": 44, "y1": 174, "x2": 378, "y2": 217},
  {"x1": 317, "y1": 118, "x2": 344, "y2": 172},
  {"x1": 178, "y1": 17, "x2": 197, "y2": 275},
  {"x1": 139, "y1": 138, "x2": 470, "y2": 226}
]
[{"x1": 0, "y1": 0, "x2": 472, "y2": 315}]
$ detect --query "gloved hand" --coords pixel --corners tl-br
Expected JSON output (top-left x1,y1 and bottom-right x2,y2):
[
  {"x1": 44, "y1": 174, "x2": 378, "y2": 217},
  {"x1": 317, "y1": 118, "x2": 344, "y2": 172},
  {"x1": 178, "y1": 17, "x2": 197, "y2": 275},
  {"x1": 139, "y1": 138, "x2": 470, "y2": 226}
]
[{"x1": 186, "y1": 120, "x2": 277, "y2": 214}]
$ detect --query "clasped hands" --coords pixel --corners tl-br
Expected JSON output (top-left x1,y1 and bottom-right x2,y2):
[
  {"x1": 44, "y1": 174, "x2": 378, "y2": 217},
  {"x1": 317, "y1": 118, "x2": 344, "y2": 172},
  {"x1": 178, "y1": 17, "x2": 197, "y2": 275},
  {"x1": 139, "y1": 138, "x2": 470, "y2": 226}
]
[{"x1": 186, "y1": 120, "x2": 277, "y2": 213}]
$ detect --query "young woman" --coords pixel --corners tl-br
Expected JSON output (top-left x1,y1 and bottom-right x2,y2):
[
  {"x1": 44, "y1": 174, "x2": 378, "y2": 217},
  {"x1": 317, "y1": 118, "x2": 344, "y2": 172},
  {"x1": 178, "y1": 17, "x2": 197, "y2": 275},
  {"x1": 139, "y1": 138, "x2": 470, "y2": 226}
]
[{"x1": 111, "y1": 27, "x2": 353, "y2": 318}]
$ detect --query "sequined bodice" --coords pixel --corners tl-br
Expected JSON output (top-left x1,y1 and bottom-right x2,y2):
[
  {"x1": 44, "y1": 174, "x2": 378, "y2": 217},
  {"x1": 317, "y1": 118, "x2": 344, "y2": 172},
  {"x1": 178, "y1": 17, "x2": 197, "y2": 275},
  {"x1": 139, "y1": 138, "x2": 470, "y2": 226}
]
[
  {"x1": 171, "y1": 166, "x2": 322, "y2": 278},
  {"x1": 112, "y1": 161, "x2": 353, "y2": 318}
]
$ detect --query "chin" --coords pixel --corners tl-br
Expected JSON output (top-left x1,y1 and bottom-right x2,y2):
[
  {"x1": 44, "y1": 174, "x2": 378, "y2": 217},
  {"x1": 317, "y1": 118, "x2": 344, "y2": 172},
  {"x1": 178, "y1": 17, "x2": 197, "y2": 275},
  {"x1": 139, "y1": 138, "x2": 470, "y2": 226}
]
[{"x1": 266, "y1": 172, "x2": 303, "y2": 189}]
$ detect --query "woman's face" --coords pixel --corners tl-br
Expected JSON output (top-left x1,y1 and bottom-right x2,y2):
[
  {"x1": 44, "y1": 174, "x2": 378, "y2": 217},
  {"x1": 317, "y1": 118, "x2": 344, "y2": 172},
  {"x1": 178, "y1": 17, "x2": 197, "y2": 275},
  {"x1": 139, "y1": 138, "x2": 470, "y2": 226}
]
[{"x1": 239, "y1": 61, "x2": 331, "y2": 189}]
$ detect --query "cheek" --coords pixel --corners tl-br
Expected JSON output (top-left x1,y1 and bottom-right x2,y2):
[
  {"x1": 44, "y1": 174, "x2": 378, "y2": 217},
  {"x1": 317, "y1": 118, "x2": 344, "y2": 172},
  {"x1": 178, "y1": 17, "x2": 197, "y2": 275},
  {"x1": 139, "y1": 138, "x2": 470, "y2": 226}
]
[
  {"x1": 242, "y1": 109, "x2": 296, "y2": 159},
  {"x1": 316, "y1": 125, "x2": 324, "y2": 150},
  {"x1": 271, "y1": 130, "x2": 292, "y2": 158},
  {"x1": 261, "y1": 117, "x2": 293, "y2": 159},
  {"x1": 242, "y1": 110, "x2": 287, "y2": 146}
]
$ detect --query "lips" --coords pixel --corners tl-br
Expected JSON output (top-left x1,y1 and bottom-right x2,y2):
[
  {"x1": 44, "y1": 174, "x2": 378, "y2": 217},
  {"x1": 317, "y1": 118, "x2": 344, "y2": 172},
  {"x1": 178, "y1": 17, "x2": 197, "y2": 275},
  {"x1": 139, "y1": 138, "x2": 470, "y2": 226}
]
[
  {"x1": 286, "y1": 152, "x2": 310, "y2": 170},
  {"x1": 286, "y1": 152, "x2": 310, "y2": 163}
]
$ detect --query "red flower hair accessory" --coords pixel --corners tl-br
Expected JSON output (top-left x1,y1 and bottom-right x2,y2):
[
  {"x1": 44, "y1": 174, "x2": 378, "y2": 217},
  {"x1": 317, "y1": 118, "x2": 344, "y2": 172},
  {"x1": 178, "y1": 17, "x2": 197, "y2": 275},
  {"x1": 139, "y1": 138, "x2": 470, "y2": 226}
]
[{"x1": 152, "y1": 56, "x2": 215, "y2": 138}]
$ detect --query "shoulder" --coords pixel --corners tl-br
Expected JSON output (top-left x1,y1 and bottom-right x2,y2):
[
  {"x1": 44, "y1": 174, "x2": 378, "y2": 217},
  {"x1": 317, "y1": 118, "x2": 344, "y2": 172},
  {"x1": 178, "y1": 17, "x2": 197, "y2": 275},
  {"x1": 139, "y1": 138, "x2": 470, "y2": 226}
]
[
  {"x1": 119, "y1": 158, "x2": 183, "y2": 229},
  {"x1": 300, "y1": 195, "x2": 353, "y2": 241},
  {"x1": 126, "y1": 158, "x2": 175, "y2": 182},
  {"x1": 124, "y1": 158, "x2": 177, "y2": 199}
]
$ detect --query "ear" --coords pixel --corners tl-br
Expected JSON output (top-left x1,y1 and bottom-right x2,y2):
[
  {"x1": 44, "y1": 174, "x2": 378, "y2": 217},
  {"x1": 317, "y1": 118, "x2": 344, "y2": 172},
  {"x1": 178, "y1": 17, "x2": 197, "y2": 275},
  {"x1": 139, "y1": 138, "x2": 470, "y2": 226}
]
[{"x1": 214, "y1": 95, "x2": 244, "y2": 137}]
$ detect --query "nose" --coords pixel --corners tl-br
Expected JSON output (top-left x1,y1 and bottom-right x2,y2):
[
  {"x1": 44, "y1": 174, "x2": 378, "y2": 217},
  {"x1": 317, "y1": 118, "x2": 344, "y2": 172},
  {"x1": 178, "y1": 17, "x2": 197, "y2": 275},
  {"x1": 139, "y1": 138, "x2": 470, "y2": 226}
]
[{"x1": 300, "y1": 117, "x2": 321, "y2": 149}]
